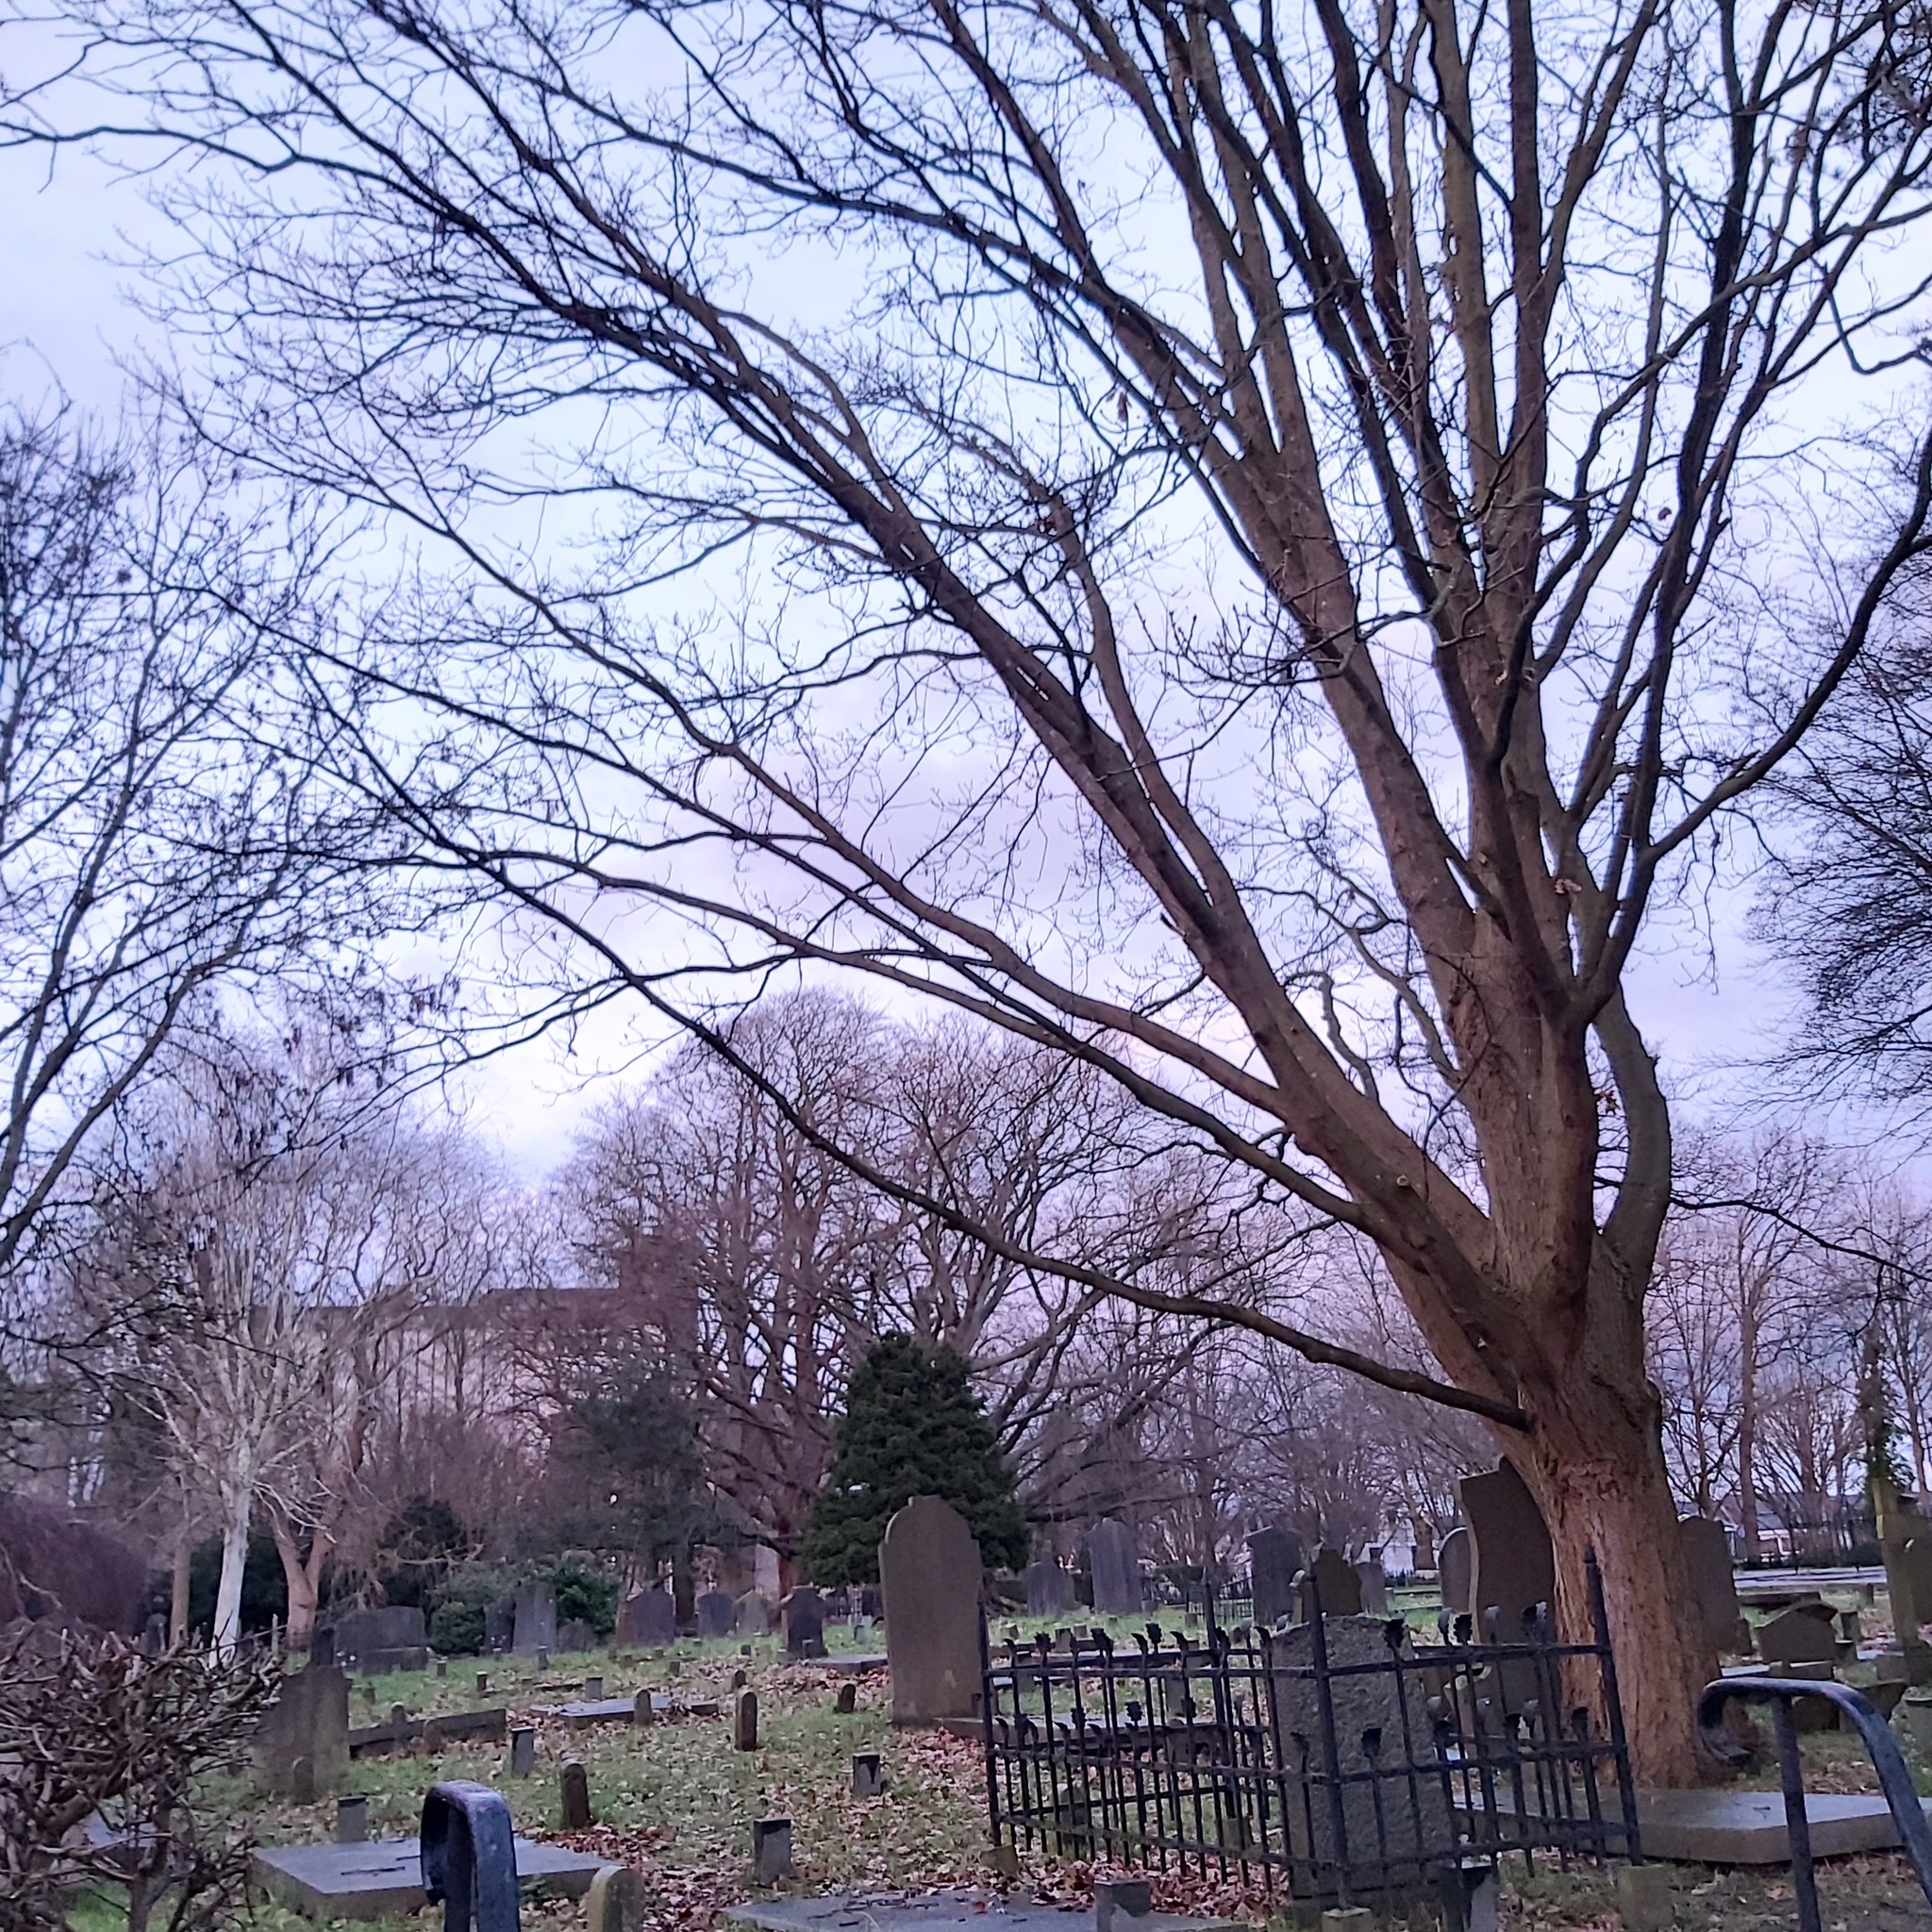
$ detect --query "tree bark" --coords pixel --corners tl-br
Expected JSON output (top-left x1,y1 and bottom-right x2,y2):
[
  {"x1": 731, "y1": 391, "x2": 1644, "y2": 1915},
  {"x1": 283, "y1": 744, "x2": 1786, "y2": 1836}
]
[
  {"x1": 169, "y1": 1534, "x2": 191, "y2": 1647},
  {"x1": 210, "y1": 1483, "x2": 251, "y2": 1657},
  {"x1": 270, "y1": 1517, "x2": 330, "y2": 1651},
  {"x1": 1515, "y1": 1372, "x2": 1715, "y2": 1790}
]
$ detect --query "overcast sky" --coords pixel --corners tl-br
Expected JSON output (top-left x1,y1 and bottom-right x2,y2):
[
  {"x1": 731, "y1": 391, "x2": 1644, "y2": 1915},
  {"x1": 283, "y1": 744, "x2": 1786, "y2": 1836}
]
[{"x1": 0, "y1": 133, "x2": 1808, "y2": 1179}]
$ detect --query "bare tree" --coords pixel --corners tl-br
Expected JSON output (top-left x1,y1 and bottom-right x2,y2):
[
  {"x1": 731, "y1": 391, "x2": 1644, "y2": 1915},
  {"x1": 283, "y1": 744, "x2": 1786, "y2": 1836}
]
[
  {"x1": 38, "y1": 0, "x2": 1932, "y2": 1774},
  {"x1": 0, "y1": 405, "x2": 377, "y2": 1307}
]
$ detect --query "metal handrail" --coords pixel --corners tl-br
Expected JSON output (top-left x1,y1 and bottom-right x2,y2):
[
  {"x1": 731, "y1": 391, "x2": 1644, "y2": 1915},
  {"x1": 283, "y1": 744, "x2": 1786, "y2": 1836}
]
[{"x1": 1697, "y1": 1675, "x2": 1932, "y2": 1932}]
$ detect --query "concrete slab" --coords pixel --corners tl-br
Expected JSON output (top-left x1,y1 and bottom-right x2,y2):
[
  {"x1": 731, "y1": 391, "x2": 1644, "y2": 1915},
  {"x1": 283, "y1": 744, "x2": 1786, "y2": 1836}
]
[
  {"x1": 727, "y1": 1890, "x2": 1242, "y2": 1932},
  {"x1": 537, "y1": 1692, "x2": 721, "y2": 1725},
  {"x1": 808, "y1": 1654, "x2": 890, "y2": 1675},
  {"x1": 251, "y1": 1836, "x2": 607, "y2": 1919},
  {"x1": 1634, "y1": 1788, "x2": 1932, "y2": 1864}
]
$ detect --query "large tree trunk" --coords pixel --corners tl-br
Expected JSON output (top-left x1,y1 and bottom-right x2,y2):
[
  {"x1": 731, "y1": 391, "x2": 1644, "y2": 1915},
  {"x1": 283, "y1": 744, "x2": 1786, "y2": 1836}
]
[
  {"x1": 270, "y1": 1517, "x2": 329, "y2": 1651},
  {"x1": 1513, "y1": 1360, "x2": 1715, "y2": 1790}
]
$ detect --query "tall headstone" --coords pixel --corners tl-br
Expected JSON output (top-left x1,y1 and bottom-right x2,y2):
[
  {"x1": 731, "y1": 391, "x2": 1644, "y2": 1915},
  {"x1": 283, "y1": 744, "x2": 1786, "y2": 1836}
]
[
  {"x1": 1678, "y1": 1516, "x2": 1749, "y2": 1655},
  {"x1": 735, "y1": 1591, "x2": 775, "y2": 1636},
  {"x1": 1299, "y1": 1545, "x2": 1363, "y2": 1619},
  {"x1": 782, "y1": 1587, "x2": 826, "y2": 1657},
  {"x1": 1873, "y1": 1472, "x2": 1932, "y2": 1682},
  {"x1": 484, "y1": 1596, "x2": 515, "y2": 1655},
  {"x1": 1271, "y1": 1616, "x2": 1451, "y2": 1875},
  {"x1": 1246, "y1": 1527, "x2": 1304, "y2": 1628},
  {"x1": 880, "y1": 1494, "x2": 984, "y2": 1724},
  {"x1": 512, "y1": 1579, "x2": 558, "y2": 1657},
  {"x1": 1086, "y1": 1519, "x2": 1141, "y2": 1615},
  {"x1": 1024, "y1": 1558, "x2": 1074, "y2": 1618},
  {"x1": 1437, "y1": 1527, "x2": 1472, "y2": 1616},
  {"x1": 1354, "y1": 1558, "x2": 1390, "y2": 1615},
  {"x1": 616, "y1": 1590, "x2": 677, "y2": 1649},
  {"x1": 1459, "y1": 1462, "x2": 1556, "y2": 1638},
  {"x1": 255, "y1": 1661, "x2": 350, "y2": 1797},
  {"x1": 557, "y1": 1618, "x2": 600, "y2": 1655},
  {"x1": 696, "y1": 1590, "x2": 737, "y2": 1639}
]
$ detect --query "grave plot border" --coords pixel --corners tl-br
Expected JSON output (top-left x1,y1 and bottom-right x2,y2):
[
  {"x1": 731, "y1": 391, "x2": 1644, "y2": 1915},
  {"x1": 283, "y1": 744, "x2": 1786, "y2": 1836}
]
[{"x1": 980, "y1": 1551, "x2": 1639, "y2": 1913}]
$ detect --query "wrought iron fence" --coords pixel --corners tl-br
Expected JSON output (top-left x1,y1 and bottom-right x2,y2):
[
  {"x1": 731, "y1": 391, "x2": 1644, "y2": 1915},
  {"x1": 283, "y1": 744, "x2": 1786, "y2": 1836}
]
[{"x1": 981, "y1": 1553, "x2": 1639, "y2": 1916}]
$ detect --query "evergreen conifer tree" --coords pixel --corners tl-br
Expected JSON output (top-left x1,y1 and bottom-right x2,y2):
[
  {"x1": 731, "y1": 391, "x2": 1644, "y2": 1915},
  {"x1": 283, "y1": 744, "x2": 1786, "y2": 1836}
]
[{"x1": 803, "y1": 1333, "x2": 1029, "y2": 1584}]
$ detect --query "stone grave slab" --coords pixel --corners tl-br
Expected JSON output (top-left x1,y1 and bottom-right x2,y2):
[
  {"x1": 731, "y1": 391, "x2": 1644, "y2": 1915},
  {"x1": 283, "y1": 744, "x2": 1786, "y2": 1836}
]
[
  {"x1": 1299, "y1": 1545, "x2": 1363, "y2": 1619},
  {"x1": 512, "y1": 1581, "x2": 557, "y2": 1656},
  {"x1": 256, "y1": 1662, "x2": 350, "y2": 1796},
  {"x1": 1679, "y1": 1517, "x2": 1750, "y2": 1654},
  {"x1": 1024, "y1": 1558, "x2": 1074, "y2": 1618},
  {"x1": 1086, "y1": 1519, "x2": 1141, "y2": 1615},
  {"x1": 881, "y1": 1494, "x2": 983, "y2": 1724},
  {"x1": 251, "y1": 1836, "x2": 607, "y2": 1919},
  {"x1": 1270, "y1": 1614, "x2": 1449, "y2": 1874},
  {"x1": 1633, "y1": 1787, "x2": 1932, "y2": 1863},
  {"x1": 616, "y1": 1590, "x2": 676, "y2": 1649},
  {"x1": 1757, "y1": 1603, "x2": 1838, "y2": 1667},
  {"x1": 1246, "y1": 1527, "x2": 1302, "y2": 1628},
  {"x1": 347, "y1": 1706, "x2": 506, "y2": 1759},
  {"x1": 1438, "y1": 1527, "x2": 1472, "y2": 1616},
  {"x1": 782, "y1": 1587, "x2": 826, "y2": 1657},
  {"x1": 726, "y1": 1890, "x2": 1243, "y2": 1932},
  {"x1": 816, "y1": 1651, "x2": 890, "y2": 1674},
  {"x1": 1459, "y1": 1461, "x2": 1555, "y2": 1637},
  {"x1": 327, "y1": 1607, "x2": 429, "y2": 1674}
]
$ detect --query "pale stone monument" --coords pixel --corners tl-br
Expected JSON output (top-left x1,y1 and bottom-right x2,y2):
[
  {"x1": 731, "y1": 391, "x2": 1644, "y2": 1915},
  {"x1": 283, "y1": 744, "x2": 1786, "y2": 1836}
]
[
  {"x1": 1085, "y1": 1519, "x2": 1141, "y2": 1615},
  {"x1": 880, "y1": 1494, "x2": 984, "y2": 1724}
]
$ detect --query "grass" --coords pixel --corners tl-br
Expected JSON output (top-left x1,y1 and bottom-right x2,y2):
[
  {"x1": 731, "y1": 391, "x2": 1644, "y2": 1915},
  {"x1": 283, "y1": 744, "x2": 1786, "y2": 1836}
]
[{"x1": 62, "y1": 1609, "x2": 1932, "y2": 1931}]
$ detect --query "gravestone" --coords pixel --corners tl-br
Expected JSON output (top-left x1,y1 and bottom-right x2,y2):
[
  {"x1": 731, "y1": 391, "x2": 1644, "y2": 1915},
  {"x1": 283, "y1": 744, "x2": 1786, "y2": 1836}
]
[
  {"x1": 1246, "y1": 1527, "x2": 1303, "y2": 1628},
  {"x1": 633, "y1": 1690, "x2": 655, "y2": 1726},
  {"x1": 485, "y1": 1596, "x2": 515, "y2": 1655},
  {"x1": 512, "y1": 1580, "x2": 557, "y2": 1656},
  {"x1": 851, "y1": 1750, "x2": 883, "y2": 1798},
  {"x1": 557, "y1": 1618, "x2": 600, "y2": 1654},
  {"x1": 1024, "y1": 1558, "x2": 1074, "y2": 1618},
  {"x1": 335, "y1": 1796, "x2": 368, "y2": 1844},
  {"x1": 752, "y1": 1817, "x2": 793, "y2": 1883},
  {"x1": 836, "y1": 1682, "x2": 857, "y2": 1713},
  {"x1": 1354, "y1": 1558, "x2": 1390, "y2": 1615},
  {"x1": 617, "y1": 1590, "x2": 677, "y2": 1649},
  {"x1": 510, "y1": 1725, "x2": 536, "y2": 1776},
  {"x1": 737, "y1": 1590, "x2": 776, "y2": 1636},
  {"x1": 256, "y1": 1661, "x2": 350, "y2": 1797},
  {"x1": 587, "y1": 1865, "x2": 647, "y2": 1932},
  {"x1": 782, "y1": 1587, "x2": 826, "y2": 1658},
  {"x1": 1757, "y1": 1602, "x2": 1838, "y2": 1667},
  {"x1": 734, "y1": 1687, "x2": 759, "y2": 1751},
  {"x1": 1438, "y1": 1528, "x2": 1472, "y2": 1616},
  {"x1": 143, "y1": 1611, "x2": 167, "y2": 1656},
  {"x1": 697, "y1": 1590, "x2": 738, "y2": 1639},
  {"x1": 1271, "y1": 1615, "x2": 1450, "y2": 1878},
  {"x1": 561, "y1": 1760, "x2": 592, "y2": 1828},
  {"x1": 1299, "y1": 1545, "x2": 1363, "y2": 1619},
  {"x1": 1086, "y1": 1519, "x2": 1142, "y2": 1615},
  {"x1": 331, "y1": 1606, "x2": 429, "y2": 1674},
  {"x1": 880, "y1": 1494, "x2": 984, "y2": 1724},
  {"x1": 1679, "y1": 1516, "x2": 1750, "y2": 1654},
  {"x1": 1459, "y1": 1461, "x2": 1555, "y2": 1638},
  {"x1": 859, "y1": 1585, "x2": 882, "y2": 1619}
]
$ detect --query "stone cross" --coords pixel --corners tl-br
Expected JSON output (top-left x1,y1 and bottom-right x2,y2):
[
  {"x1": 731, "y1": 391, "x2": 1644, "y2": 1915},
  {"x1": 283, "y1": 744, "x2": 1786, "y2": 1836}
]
[{"x1": 880, "y1": 1495, "x2": 984, "y2": 1724}]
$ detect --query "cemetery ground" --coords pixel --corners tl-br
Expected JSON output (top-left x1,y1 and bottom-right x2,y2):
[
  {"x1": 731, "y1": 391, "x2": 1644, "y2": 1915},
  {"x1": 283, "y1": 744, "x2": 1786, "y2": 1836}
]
[{"x1": 51, "y1": 1603, "x2": 1932, "y2": 1932}]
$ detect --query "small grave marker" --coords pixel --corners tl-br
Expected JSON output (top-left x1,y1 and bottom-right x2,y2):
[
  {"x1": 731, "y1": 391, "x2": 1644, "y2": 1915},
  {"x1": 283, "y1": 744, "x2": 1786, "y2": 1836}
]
[
  {"x1": 851, "y1": 1751, "x2": 883, "y2": 1798},
  {"x1": 735, "y1": 1687, "x2": 759, "y2": 1751},
  {"x1": 633, "y1": 1690, "x2": 656, "y2": 1726},
  {"x1": 334, "y1": 1796, "x2": 368, "y2": 1843},
  {"x1": 510, "y1": 1725, "x2": 536, "y2": 1776},
  {"x1": 752, "y1": 1816, "x2": 793, "y2": 1883},
  {"x1": 1093, "y1": 1880, "x2": 1152, "y2": 1932},
  {"x1": 836, "y1": 1682, "x2": 857, "y2": 1714},
  {"x1": 587, "y1": 1865, "x2": 647, "y2": 1932},
  {"x1": 435, "y1": 1658, "x2": 447, "y2": 1679},
  {"x1": 732, "y1": 1667, "x2": 748, "y2": 1690},
  {"x1": 585, "y1": 1674, "x2": 605, "y2": 1700},
  {"x1": 476, "y1": 1671, "x2": 491, "y2": 1697},
  {"x1": 561, "y1": 1759, "x2": 593, "y2": 1828}
]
